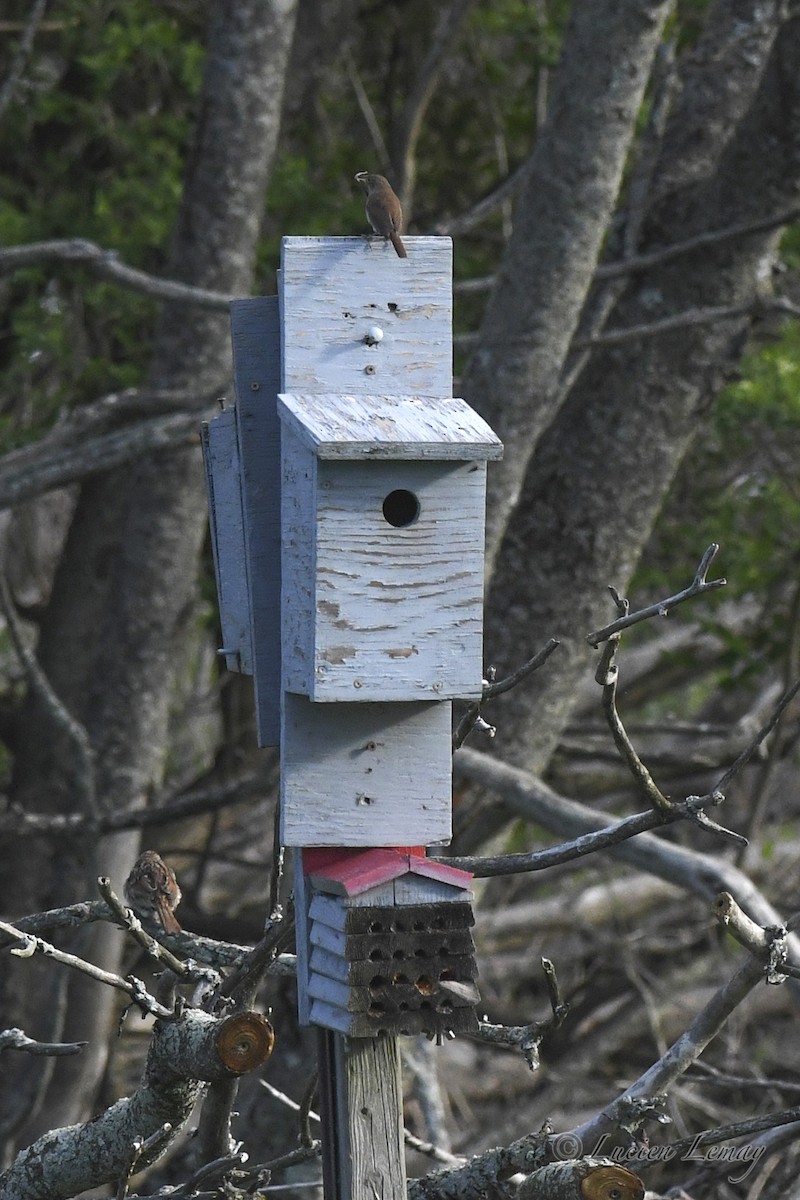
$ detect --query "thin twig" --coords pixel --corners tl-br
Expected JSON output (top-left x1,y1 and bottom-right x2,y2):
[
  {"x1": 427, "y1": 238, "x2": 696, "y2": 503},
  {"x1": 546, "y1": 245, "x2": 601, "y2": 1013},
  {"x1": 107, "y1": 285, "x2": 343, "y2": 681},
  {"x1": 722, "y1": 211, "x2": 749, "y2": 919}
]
[
  {"x1": 116, "y1": 1124, "x2": 172, "y2": 1200},
  {"x1": 260, "y1": 1078, "x2": 321, "y2": 1124},
  {"x1": 268, "y1": 800, "x2": 285, "y2": 921},
  {"x1": 98, "y1": 877, "x2": 190, "y2": 977},
  {"x1": 435, "y1": 157, "x2": 534, "y2": 237},
  {"x1": 404, "y1": 1128, "x2": 465, "y2": 1167},
  {"x1": 298, "y1": 1070, "x2": 319, "y2": 1149},
  {"x1": 218, "y1": 914, "x2": 295, "y2": 1006},
  {"x1": 713, "y1": 675, "x2": 800, "y2": 796},
  {"x1": 629, "y1": 1106, "x2": 800, "y2": 1165},
  {"x1": 0, "y1": 1027, "x2": 86, "y2": 1056},
  {"x1": 440, "y1": 807, "x2": 668, "y2": 876},
  {"x1": 0, "y1": 918, "x2": 173, "y2": 1017},
  {"x1": 470, "y1": 958, "x2": 568, "y2": 1071},
  {"x1": 587, "y1": 545, "x2": 726, "y2": 646},
  {"x1": 452, "y1": 639, "x2": 559, "y2": 751},
  {"x1": 596, "y1": 638, "x2": 673, "y2": 816}
]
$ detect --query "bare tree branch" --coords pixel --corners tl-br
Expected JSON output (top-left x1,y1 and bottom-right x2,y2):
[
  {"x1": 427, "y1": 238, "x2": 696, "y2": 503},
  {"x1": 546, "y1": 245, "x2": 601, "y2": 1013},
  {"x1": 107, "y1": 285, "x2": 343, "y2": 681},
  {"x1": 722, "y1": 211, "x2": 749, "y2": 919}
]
[
  {"x1": 573, "y1": 294, "x2": 800, "y2": 349},
  {"x1": 570, "y1": 954, "x2": 770, "y2": 1151},
  {"x1": 587, "y1": 544, "x2": 726, "y2": 646},
  {"x1": 453, "y1": 639, "x2": 560, "y2": 751},
  {"x1": 0, "y1": 918, "x2": 173, "y2": 1017},
  {"x1": 0, "y1": 0, "x2": 48, "y2": 119},
  {"x1": 0, "y1": 411, "x2": 201, "y2": 510},
  {"x1": 396, "y1": 0, "x2": 478, "y2": 212},
  {"x1": 0, "y1": 1028, "x2": 86, "y2": 1057},
  {"x1": 595, "y1": 204, "x2": 800, "y2": 279},
  {"x1": 0, "y1": 240, "x2": 234, "y2": 308}
]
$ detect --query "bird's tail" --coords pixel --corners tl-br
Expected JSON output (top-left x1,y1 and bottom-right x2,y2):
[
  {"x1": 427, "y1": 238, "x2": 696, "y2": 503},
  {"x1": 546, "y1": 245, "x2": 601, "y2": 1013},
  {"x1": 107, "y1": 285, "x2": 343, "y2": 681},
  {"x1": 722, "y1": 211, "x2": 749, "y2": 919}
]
[{"x1": 390, "y1": 231, "x2": 408, "y2": 258}]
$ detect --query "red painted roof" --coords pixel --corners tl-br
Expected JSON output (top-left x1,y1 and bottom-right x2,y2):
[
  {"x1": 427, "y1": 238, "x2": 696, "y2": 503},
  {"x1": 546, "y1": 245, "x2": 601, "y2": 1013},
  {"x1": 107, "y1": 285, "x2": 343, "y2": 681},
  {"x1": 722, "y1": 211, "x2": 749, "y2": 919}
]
[{"x1": 307, "y1": 847, "x2": 473, "y2": 897}]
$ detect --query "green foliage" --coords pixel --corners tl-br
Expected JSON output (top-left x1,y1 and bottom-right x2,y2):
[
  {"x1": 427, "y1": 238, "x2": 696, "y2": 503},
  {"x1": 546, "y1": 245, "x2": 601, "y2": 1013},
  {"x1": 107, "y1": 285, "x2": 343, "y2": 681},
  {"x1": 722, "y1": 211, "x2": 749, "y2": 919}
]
[
  {"x1": 636, "y1": 317, "x2": 800, "y2": 687},
  {"x1": 0, "y1": 0, "x2": 205, "y2": 438}
]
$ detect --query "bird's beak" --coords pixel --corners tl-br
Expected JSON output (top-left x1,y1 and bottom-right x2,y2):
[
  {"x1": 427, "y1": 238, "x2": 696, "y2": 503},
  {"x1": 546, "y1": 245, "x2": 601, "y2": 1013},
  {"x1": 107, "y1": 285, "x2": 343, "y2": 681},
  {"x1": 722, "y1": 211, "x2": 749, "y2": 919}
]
[{"x1": 354, "y1": 172, "x2": 367, "y2": 183}]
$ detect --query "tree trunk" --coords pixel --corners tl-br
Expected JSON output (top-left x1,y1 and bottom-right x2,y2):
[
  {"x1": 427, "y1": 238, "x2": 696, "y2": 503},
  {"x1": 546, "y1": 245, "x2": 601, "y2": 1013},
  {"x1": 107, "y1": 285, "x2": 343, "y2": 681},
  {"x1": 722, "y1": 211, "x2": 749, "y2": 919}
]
[
  {"x1": 0, "y1": 0, "x2": 298, "y2": 1155},
  {"x1": 461, "y1": 0, "x2": 676, "y2": 575},
  {"x1": 453, "y1": 0, "x2": 798, "y2": 850}
]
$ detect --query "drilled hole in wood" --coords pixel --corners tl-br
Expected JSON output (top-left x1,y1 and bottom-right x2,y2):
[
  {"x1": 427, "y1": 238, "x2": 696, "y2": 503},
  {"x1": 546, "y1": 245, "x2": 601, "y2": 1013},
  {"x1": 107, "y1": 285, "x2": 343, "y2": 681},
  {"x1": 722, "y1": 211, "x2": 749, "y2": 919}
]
[
  {"x1": 369, "y1": 949, "x2": 386, "y2": 961},
  {"x1": 392, "y1": 949, "x2": 406, "y2": 960},
  {"x1": 368, "y1": 1003, "x2": 385, "y2": 1017},
  {"x1": 369, "y1": 976, "x2": 386, "y2": 991},
  {"x1": 368, "y1": 921, "x2": 385, "y2": 933},
  {"x1": 415, "y1": 976, "x2": 435, "y2": 995},
  {"x1": 382, "y1": 489, "x2": 419, "y2": 528}
]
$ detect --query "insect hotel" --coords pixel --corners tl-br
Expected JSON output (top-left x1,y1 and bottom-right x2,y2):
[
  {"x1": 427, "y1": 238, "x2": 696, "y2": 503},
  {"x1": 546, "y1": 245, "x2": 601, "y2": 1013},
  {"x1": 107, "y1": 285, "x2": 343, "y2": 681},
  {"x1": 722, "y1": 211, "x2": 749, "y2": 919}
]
[{"x1": 202, "y1": 235, "x2": 502, "y2": 1196}]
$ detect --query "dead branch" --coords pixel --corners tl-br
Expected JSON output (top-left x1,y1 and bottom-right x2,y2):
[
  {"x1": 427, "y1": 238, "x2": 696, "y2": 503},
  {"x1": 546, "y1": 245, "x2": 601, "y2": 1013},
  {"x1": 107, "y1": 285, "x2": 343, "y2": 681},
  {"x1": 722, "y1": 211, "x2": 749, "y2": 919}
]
[
  {"x1": 450, "y1": 746, "x2": 800, "y2": 974},
  {"x1": 0, "y1": 1007, "x2": 273, "y2": 1198},
  {"x1": 570, "y1": 954, "x2": 769, "y2": 1152},
  {"x1": 594, "y1": 204, "x2": 800, "y2": 279},
  {"x1": 0, "y1": 239, "x2": 233, "y2": 308},
  {"x1": 453, "y1": 639, "x2": 560, "y2": 751},
  {"x1": 573, "y1": 294, "x2": 800, "y2": 349},
  {"x1": 471, "y1": 959, "x2": 568, "y2": 1071},
  {"x1": 587, "y1": 545, "x2": 726, "y2": 647},
  {"x1": 0, "y1": 1028, "x2": 86, "y2": 1057},
  {"x1": 0, "y1": 918, "x2": 173, "y2": 1018}
]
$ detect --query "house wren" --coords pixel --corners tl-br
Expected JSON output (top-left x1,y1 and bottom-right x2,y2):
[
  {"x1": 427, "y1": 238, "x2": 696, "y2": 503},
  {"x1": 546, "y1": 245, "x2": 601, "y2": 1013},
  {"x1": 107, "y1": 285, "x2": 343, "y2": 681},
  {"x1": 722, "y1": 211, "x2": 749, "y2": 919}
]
[{"x1": 354, "y1": 172, "x2": 407, "y2": 258}]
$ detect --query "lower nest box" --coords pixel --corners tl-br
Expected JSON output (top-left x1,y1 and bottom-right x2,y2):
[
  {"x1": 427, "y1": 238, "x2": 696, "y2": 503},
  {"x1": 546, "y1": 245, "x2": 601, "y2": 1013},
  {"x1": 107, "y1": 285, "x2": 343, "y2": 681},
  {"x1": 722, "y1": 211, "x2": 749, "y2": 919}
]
[{"x1": 304, "y1": 849, "x2": 480, "y2": 1038}]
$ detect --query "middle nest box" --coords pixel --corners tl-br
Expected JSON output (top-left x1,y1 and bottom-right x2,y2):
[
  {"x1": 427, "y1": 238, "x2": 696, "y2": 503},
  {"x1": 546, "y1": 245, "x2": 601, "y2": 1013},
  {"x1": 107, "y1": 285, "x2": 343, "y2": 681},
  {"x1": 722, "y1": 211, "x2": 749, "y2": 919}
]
[{"x1": 278, "y1": 392, "x2": 503, "y2": 704}]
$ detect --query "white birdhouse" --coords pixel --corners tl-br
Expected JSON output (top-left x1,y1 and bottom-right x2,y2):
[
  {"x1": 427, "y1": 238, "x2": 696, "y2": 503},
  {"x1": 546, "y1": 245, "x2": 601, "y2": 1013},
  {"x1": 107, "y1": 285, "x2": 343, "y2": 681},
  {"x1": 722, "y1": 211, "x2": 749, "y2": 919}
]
[{"x1": 278, "y1": 391, "x2": 503, "y2": 704}]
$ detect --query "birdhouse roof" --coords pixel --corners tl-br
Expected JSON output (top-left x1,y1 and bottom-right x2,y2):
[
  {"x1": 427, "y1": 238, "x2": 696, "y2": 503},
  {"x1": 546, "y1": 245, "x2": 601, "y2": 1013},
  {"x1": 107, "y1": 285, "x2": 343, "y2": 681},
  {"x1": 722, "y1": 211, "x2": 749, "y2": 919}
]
[
  {"x1": 277, "y1": 393, "x2": 503, "y2": 461},
  {"x1": 307, "y1": 847, "x2": 473, "y2": 897}
]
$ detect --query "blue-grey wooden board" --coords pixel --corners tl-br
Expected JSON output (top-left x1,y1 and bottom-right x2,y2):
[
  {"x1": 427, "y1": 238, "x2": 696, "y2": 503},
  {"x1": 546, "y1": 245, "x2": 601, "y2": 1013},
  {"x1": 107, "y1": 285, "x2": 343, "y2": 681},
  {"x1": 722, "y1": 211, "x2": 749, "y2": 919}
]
[
  {"x1": 201, "y1": 411, "x2": 252, "y2": 674},
  {"x1": 281, "y1": 695, "x2": 452, "y2": 846},
  {"x1": 279, "y1": 237, "x2": 452, "y2": 397},
  {"x1": 230, "y1": 297, "x2": 282, "y2": 747}
]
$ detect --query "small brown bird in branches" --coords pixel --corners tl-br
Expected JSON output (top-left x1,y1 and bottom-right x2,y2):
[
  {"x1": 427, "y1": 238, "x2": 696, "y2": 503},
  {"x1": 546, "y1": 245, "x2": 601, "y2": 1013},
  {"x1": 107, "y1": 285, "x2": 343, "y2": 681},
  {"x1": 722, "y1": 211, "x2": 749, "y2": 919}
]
[
  {"x1": 354, "y1": 171, "x2": 407, "y2": 258},
  {"x1": 124, "y1": 850, "x2": 182, "y2": 935}
]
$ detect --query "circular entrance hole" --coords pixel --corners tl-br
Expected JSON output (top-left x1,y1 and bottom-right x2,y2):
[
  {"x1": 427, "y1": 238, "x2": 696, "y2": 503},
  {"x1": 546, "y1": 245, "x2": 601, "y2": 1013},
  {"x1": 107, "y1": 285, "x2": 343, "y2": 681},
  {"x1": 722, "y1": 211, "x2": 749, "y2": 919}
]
[{"x1": 382, "y1": 489, "x2": 419, "y2": 528}]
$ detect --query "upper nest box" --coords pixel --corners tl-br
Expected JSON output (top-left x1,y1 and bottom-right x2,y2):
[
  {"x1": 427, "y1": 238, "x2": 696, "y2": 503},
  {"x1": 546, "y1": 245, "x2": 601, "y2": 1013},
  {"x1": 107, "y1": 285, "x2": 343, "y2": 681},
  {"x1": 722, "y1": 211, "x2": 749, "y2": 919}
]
[{"x1": 279, "y1": 391, "x2": 503, "y2": 703}]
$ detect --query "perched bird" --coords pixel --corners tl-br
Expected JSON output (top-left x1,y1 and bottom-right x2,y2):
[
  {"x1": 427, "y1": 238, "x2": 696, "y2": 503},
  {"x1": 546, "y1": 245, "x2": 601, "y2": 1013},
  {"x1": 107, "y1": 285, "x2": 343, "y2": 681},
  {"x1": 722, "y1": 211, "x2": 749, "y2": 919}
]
[
  {"x1": 354, "y1": 171, "x2": 407, "y2": 258},
  {"x1": 124, "y1": 850, "x2": 182, "y2": 935}
]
